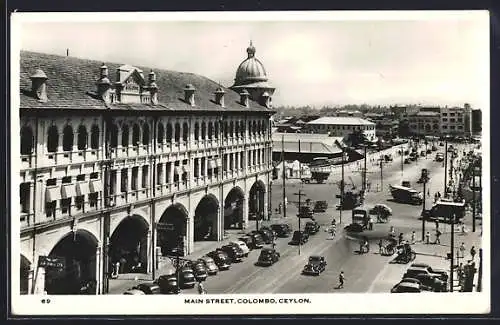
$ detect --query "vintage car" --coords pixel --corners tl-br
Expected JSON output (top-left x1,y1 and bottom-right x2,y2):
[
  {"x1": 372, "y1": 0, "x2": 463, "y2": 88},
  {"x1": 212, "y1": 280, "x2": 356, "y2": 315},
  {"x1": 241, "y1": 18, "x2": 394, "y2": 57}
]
[
  {"x1": 238, "y1": 236, "x2": 255, "y2": 250},
  {"x1": 257, "y1": 248, "x2": 280, "y2": 266},
  {"x1": 134, "y1": 282, "x2": 161, "y2": 295},
  {"x1": 123, "y1": 289, "x2": 146, "y2": 295},
  {"x1": 298, "y1": 206, "x2": 314, "y2": 218},
  {"x1": 245, "y1": 232, "x2": 265, "y2": 249},
  {"x1": 251, "y1": 228, "x2": 275, "y2": 244},
  {"x1": 404, "y1": 158, "x2": 411, "y2": 164},
  {"x1": 402, "y1": 272, "x2": 447, "y2": 292},
  {"x1": 187, "y1": 260, "x2": 208, "y2": 282},
  {"x1": 410, "y1": 263, "x2": 448, "y2": 281},
  {"x1": 206, "y1": 250, "x2": 231, "y2": 271},
  {"x1": 155, "y1": 274, "x2": 181, "y2": 294},
  {"x1": 177, "y1": 266, "x2": 197, "y2": 288},
  {"x1": 229, "y1": 241, "x2": 250, "y2": 257},
  {"x1": 219, "y1": 245, "x2": 244, "y2": 263},
  {"x1": 304, "y1": 220, "x2": 321, "y2": 235},
  {"x1": 390, "y1": 281, "x2": 422, "y2": 293},
  {"x1": 270, "y1": 223, "x2": 293, "y2": 238},
  {"x1": 302, "y1": 255, "x2": 327, "y2": 276},
  {"x1": 198, "y1": 256, "x2": 219, "y2": 275},
  {"x1": 313, "y1": 200, "x2": 328, "y2": 213},
  {"x1": 289, "y1": 230, "x2": 309, "y2": 245}
]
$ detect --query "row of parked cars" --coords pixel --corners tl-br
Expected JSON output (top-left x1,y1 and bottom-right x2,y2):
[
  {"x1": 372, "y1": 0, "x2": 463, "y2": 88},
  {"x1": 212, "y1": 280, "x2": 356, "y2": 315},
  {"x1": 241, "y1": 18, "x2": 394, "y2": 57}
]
[
  {"x1": 391, "y1": 263, "x2": 449, "y2": 293},
  {"x1": 124, "y1": 223, "x2": 298, "y2": 295}
]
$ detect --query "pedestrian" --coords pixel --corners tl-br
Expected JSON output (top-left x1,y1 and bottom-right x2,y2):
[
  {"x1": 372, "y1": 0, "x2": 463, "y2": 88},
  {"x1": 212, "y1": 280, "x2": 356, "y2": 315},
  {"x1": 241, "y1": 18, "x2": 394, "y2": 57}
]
[
  {"x1": 425, "y1": 231, "x2": 430, "y2": 244},
  {"x1": 378, "y1": 239, "x2": 384, "y2": 255},
  {"x1": 338, "y1": 271, "x2": 345, "y2": 289},
  {"x1": 427, "y1": 188, "x2": 430, "y2": 197},
  {"x1": 278, "y1": 203, "x2": 282, "y2": 214},
  {"x1": 435, "y1": 220, "x2": 439, "y2": 230},
  {"x1": 470, "y1": 246, "x2": 477, "y2": 260},
  {"x1": 459, "y1": 242, "x2": 466, "y2": 258},
  {"x1": 411, "y1": 231, "x2": 416, "y2": 244},
  {"x1": 461, "y1": 223, "x2": 466, "y2": 235},
  {"x1": 368, "y1": 216, "x2": 374, "y2": 230},
  {"x1": 435, "y1": 229, "x2": 441, "y2": 244},
  {"x1": 398, "y1": 233, "x2": 404, "y2": 245},
  {"x1": 197, "y1": 281, "x2": 206, "y2": 295}
]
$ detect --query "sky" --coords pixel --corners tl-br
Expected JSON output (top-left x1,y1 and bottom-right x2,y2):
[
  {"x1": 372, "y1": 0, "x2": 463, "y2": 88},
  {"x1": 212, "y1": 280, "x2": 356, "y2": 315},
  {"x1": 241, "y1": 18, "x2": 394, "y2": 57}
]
[{"x1": 15, "y1": 11, "x2": 489, "y2": 109}]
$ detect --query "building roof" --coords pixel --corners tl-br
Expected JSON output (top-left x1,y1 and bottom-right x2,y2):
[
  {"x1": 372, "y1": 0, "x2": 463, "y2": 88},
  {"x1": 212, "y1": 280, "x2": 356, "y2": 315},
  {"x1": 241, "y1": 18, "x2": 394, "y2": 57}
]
[
  {"x1": 272, "y1": 133, "x2": 342, "y2": 154},
  {"x1": 306, "y1": 116, "x2": 375, "y2": 126},
  {"x1": 412, "y1": 111, "x2": 441, "y2": 117},
  {"x1": 20, "y1": 51, "x2": 273, "y2": 113}
]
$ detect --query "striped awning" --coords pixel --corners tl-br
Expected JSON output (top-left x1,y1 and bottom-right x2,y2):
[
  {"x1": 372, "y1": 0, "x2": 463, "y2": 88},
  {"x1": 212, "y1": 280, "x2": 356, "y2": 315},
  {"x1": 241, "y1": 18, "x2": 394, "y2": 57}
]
[
  {"x1": 89, "y1": 180, "x2": 102, "y2": 193},
  {"x1": 45, "y1": 187, "x2": 61, "y2": 202},
  {"x1": 76, "y1": 182, "x2": 90, "y2": 196},
  {"x1": 61, "y1": 184, "x2": 76, "y2": 199}
]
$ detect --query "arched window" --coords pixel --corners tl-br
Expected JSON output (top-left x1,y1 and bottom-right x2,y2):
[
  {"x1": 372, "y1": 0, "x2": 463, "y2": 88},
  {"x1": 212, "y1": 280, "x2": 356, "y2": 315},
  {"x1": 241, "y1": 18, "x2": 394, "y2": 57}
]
[
  {"x1": 20, "y1": 126, "x2": 34, "y2": 155},
  {"x1": 90, "y1": 125, "x2": 99, "y2": 149},
  {"x1": 224, "y1": 121, "x2": 228, "y2": 138},
  {"x1": 62, "y1": 125, "x2": 74, "y2": 151},
  {"x1": 132, "y1": 124, "x2": 140, "y2": 146},
  {"x1": 157, "y1": 122, "x2": 164, "y2": 144},
  {"x1": 182, "y1": 122, "x2": 188, "y2": 142},
  {"x1": 174, "y1": 123, "x2": 180, "y2": 142},
  {"x1": 253, "y1": 121, "x2": 257, "y2": 135},
  {"x1": 201, "y1": 122, "x2": 206, "y2": 140},
  {"x1": 166, "y1": 123, "x2": 173, "y2": 142},
  {"x1": 229, "y1": 121, "x2": 234, "y2": 138},
  {"x1": 194, "y1": 122, "x2": 200, "y2": 140},
  {"x1": 77, "y1": 125, "x2": 87, "y2": 150},
  {"x1": 109, "y1": 123, "x2": 119, "y2": 148},
  {"x1": 121, "y1": 124, "x2": 129, "y2": 147},
  {"x1": 142, "y1": 123, "x2": 150, "y2": 146},
  {"x1": 208, "y1": 122, "x2": 213, "y2": 140}
]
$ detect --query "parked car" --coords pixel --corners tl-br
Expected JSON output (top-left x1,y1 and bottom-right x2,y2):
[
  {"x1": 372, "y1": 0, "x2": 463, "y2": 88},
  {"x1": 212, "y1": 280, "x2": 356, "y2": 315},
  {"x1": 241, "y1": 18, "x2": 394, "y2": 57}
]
[
  {"x1": 177, "y1": 266, "x2": 197, "y2": 288},
  {"x1": 410, "y1": 263, "x2": 448, "y2": 281},
  {"x1": 431, "y1": 146, "x2": 438, "y2": 151},
  {"x1": 219, "y1": 245, "x2": 244, "y2": 263},
  {"x1": 404, "y1": 158, "x2": 411, "y2": 164},
  {"x1": 155, "y1": 274, "x2": 181, "y2": 294},
  {"x1": 302, "y1": 255, "x2": 327, "y2": 275},
  {"x1": 250, "y1": 228, "x2": 275, "y2": 244},
  {"x1": 198, "y1": 256, "x2": 218, "y2": 275},
  {"x1": 344, "y1": 223, "x2": 364, "y2": 233},
  {"x1": 134, "y1": 282, "x2": 161, "y2": 295},
  {"x1": 289, "y1": 230, "x2": 309, "y2": 245},
  {"x1": 123, "y1": 289, "x2": 146, "y2": 295},
  {"x1": 298, "y1": 206, "x2": 314, "y2": 218},
  {"x1": 390, "y1": 282, "x2": 422, "y2": 293},
  {"x1": 435, "y1": 153, "x2": 444, "y2": 162},
  {"x1": 238, "y1": 236, "x2": 255, "y2": 250},
  {"x1": 187, "y1": 260, "x2": 208, "y2": 282},
  {"x1": 229, "y1": 241, "x2": 250, "y2": 257},
  {"x1": 270, "y1": 223, "x2": 293, "y2": 238},
  {"x1": 206, "y1": 250, "x2": 231, "y2": 270},
  {"x1": 398, "y1": 277, "x2": 433, "y2": 291},
  {"x1": 304, "y1": 221, "x2": 320, "y2": 235},
  {"x1": 313, "y1": 200, "x2": 328, "y2": 213},
  {"x1": 402, "y1": 272, "x2": 447, "y2": 292},
  {"x1": 257, "y1": 247, "x2": 280, "y2": 266},
  {"x1": 246, "y1": 232, "x2": 265, "y2": 249}
]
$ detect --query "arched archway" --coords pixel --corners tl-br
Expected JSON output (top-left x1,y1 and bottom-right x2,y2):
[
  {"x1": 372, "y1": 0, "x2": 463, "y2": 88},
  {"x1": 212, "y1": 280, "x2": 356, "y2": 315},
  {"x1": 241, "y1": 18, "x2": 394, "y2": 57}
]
[
  {"x1": 45, "y1": 230, "x2": 98, "y2": 295},
  {"x1": 194, "y1": 195, "x2": 219, "y2": 241},
  {"x1": 20, "y1": 254, "x2": 31, "y2": 294},
  {"x1": 224, "y1": 187, "x2": 245, "y2": 229},
  {"x1": 157, "y1": 203, "x2": 188, "y2": 256},
  {"x1": 109, "y1": 215, "x2": 149, "y2": 275},
  {"x1": 249, "y1": 180, "x2": 266, "y2": 220}
]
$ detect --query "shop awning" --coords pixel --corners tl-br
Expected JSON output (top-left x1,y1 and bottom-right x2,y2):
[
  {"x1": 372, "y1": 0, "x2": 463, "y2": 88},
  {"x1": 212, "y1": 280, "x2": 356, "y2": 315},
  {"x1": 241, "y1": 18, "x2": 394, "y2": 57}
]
[
  {"x1": 45, "y1": 187, "x2": 61, "y2": 202},
  {"x1": 76, "y1": 182, "x2": 90, "y2": 196},
  {"x1": 89, "y1": 180, "x2": 102, "y2": 193},
  {"x1": 61, "y1": 184, "x2": 76, "y2": 199},
  {"x1": 208, "y1": 159, "x2": 217, "y2": 169}
]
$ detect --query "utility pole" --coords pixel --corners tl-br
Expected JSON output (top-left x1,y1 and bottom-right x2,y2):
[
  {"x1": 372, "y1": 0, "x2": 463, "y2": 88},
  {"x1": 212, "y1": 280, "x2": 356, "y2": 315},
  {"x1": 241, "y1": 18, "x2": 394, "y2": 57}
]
[
  {"x1": 421, "y1": 169, "x2": 428, "y2": 242},
  {"x1": 363, "y1": 145, "x2": 367, "y2": 192},
  {"x1": 282, "y1": 134, "x2": 287, "y2": 219},
  {"x1": 293, "y1": 190, "x2": 304, "y2": 256},
  {"x1": 340, "y1": 147, "x2": 345, "y2": 224},
  {"x1": 379, "y1": 159, "x2": 383, "y2": 191},
  {"x1": 478, "y1": 248, "x2": 483, "y2": 292},
  {"x1": 400, "y1": 144, "x2": 404, "y2": 178},
  {"x1": 472, "y1": 166, "x2": 476, "y2": 232},
  {"x1": 444, "y1": 138, "x2": 448, "y2": 197},
  {"x1": 449, "y1": 212, "x2": 455, "y2": 293}
]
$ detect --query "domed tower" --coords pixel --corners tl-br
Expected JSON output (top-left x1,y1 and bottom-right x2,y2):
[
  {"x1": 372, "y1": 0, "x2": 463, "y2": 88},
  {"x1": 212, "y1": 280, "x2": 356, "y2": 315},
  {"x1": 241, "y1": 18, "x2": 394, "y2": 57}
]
[{"x1": 231, "y1": 41, "x2": 275, "y2": 108}]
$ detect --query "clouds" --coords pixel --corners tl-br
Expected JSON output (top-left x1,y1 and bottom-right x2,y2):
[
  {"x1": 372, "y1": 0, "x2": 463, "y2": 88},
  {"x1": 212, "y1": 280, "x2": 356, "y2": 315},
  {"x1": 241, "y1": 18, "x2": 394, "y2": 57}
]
[{"x1": 18, "y1": 13, "x2": 488, "y2": 109}]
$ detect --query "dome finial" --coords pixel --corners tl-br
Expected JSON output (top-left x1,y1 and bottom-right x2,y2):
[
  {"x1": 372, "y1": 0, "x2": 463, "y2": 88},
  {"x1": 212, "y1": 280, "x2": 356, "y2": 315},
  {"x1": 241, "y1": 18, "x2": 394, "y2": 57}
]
[{"x1": 247, "y1": 40, "x2": 256, "y2": 58}]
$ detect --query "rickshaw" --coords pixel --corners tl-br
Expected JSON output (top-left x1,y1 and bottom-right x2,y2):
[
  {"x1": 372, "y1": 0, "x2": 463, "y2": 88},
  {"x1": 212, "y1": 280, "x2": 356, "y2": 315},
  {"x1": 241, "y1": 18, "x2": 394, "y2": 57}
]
[
  {"x1": 394, "y1": 243, "x2": 417, "y2": 264},
  {"x1": 384, "y1": 237, "x2": 398, "y2": 256}
]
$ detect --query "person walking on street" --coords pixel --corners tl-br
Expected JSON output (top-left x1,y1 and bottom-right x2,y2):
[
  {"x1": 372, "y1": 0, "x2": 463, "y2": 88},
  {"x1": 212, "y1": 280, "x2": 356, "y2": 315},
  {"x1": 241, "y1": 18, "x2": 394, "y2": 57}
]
[
  {"x1": 378, "y1": 239, "x2": 384, "y2": 255},
  {"x1": 368, "y1": 216, "x2": 374, "y2": 230},
  {"x1": 197, "y1": 281, "x2": 206, "y2": 295},
  {"x1": 459, "y1": 242, "x2": 466, "y2": 258},
  {"x1": 435, "y1": 229, "x2": 441, "y2": 244},
  {"x1": 470, "y1": 246, "x2": 477, "y2": 260},
  {"x1": 411, "y1": 231, "x2": 416, "y2": 244},
  {"x1": 435, "y1": 220, "x2": 439, "y2": 231},
  {"x1": 338, "y1": 271, "x2": 345, "y2": 289},
  {"x1": 425, "y1": 231, "x2": 430, "y2": 245},
  {"x1": 398, "y1": 233, "x2": 404, "y2": 245}
]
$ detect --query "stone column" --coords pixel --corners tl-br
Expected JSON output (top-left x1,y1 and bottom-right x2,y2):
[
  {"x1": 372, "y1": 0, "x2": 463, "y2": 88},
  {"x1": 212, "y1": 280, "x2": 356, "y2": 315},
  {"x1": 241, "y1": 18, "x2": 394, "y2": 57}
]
[
  {"x1": 137, "y1": 166, "x2": 143, "y2": 189},
  {"x1": 242, "y1": 196, "x2": 248, "y2": 230},
  {"x1": 204, "y1": 157, "x2": 208, "y2": 178},
  {"x1": 33, "y1": 264, "x2": 46, "y2": 295},
  {"x1": 127, "y1": 168, "x2": 132, "y2": 192},
  {"x1": 27, "y1": 265, "x2": 34, "y2": 295},
  {"x1": 197, "y1": 158, "x2": 202, "y2": 179},
  {"x1": 146, "y1": 229, "x2": 152, "y2": 273},
  {"x1": 95, "y1": 242, "x2": 102, "y2": 295}
]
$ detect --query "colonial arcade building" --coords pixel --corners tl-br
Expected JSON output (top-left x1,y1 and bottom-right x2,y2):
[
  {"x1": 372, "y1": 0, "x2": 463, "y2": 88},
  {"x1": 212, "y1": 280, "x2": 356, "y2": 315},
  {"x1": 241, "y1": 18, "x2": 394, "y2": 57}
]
[{"x1": 18, "y1": 43, "x2": 275, "y2": 295}]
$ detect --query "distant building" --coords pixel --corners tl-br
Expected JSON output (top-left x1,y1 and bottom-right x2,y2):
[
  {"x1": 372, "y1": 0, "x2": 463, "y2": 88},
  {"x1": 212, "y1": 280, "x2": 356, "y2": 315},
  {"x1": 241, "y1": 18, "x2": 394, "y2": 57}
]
[
  {"x1": 440, "y1": 106, "x2": 472, "y2": 137},
  {"x1": 472, "y1": 109, "x2": 482, "y2": 134},
  {"x1": 375, "y1": 118, "x2": 399, "y2": 139},
  {"x1": 408, "y1": 111, "x2": 441, "y2": 136},
  {"x1": 302, "y1": 117, "x2": 376, "y2": 140},
  {"x1": 336, "y1": 110, "x2": 363, "y2": 117}
]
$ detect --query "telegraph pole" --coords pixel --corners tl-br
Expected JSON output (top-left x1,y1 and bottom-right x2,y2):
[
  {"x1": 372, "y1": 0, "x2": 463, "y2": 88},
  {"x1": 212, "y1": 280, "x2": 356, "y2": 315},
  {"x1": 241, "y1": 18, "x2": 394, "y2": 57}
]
[
  {"x1": 449, "y1": 212, "x2": 455, "y2": 293},
  {"x1": 294, "y1": 190, "x2": 304, "y2": 256},
  {"x1": 282, "y1": 134, "x2": 287, "y2": 219},
  {"x1": 444, "y1": 138, "x2": 448, "y2": 197},
  {"x1": 472, "y1": 167, "x2": 476, "y2": 232},
  {"x1": 400, "y1": 144, "x2": 404, "y2": 178},
  {"x1": 363, "y1": 145, "x2": 367, "y2": 192},
  {"x1": 379, "y1": 159, "x2": 384, "y2": 190},
  {"x1": 421, "y1": 169, "x2": 428, "y2": 242},
  {"x1": 340, "y1": 147, "x2": 345, "y2": 224}
]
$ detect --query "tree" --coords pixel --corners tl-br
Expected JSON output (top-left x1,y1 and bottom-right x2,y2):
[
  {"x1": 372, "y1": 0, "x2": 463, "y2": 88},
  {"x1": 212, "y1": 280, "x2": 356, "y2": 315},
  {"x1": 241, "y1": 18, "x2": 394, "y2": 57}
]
[{"x1": 344, "y1": 129, "x2": 369, "y2": 149}]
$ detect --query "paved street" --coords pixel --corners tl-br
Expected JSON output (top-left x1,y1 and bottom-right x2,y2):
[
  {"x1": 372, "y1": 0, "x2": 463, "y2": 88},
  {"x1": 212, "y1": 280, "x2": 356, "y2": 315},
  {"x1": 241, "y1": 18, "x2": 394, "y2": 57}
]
[{"x1": 109, "y1": 142, "x2": 482, "y2": 294}]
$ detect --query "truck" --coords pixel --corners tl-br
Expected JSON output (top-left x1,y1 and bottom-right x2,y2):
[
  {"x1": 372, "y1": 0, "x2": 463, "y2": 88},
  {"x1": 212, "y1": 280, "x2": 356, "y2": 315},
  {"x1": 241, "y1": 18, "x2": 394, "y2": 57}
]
[
  {"x1": 421, "y1": 200, "x2": 466, "y2": 224},
  {"x1": 389, "y1": 184, "x2": 423, "y2": 205},
  {"x1": 352, "y1": 206, "x2": 370, "y2": 229},
  {"x1": 302, "y1": 166, "x2": 331, "y2": 184}
]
